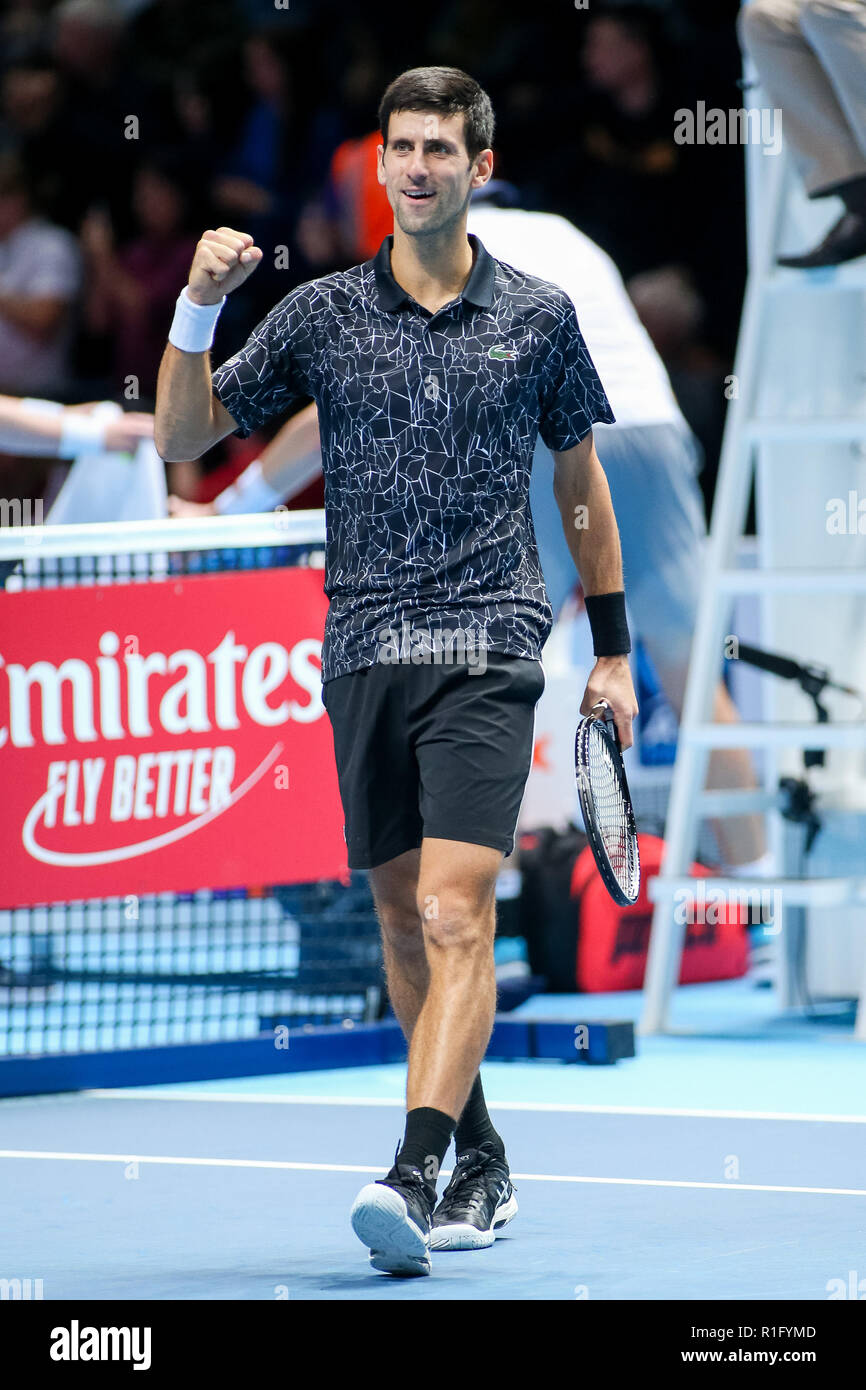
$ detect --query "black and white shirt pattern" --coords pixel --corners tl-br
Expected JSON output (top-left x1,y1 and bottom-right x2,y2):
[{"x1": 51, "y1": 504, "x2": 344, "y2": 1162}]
[{"x1": 212, "y1": 234, "x2": 615, "y2": 682}]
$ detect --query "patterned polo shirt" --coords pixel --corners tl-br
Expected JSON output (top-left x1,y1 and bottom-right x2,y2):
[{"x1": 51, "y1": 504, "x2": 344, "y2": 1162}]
[{"x1": 211, "y1": 233, "x2": 615, "y2": 682}]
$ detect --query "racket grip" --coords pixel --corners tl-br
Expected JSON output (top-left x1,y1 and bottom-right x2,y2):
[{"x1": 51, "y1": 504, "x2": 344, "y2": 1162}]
[{"x1": 593, "y1": 700, "x2": 622, "y2": 751}]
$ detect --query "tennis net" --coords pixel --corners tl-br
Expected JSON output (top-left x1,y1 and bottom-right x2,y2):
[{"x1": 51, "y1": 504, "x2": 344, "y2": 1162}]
[
  {"x1": 0, "y1": 878, "x2": 383, "y2": 1056},
  {"x1": 0, "y1": 513, "x2": 384, "y2": 1069}
]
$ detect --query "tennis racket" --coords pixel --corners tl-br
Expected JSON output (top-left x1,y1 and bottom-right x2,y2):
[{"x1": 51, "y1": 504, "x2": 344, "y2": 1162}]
[{"x1": 574, "y1": 698, "x2": 640, "y2": 906}]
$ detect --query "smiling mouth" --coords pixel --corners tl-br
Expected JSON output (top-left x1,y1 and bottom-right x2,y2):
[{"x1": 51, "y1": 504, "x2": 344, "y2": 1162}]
[{"x1": 402, "y1": 190, "x2": 436, "y2": 202}]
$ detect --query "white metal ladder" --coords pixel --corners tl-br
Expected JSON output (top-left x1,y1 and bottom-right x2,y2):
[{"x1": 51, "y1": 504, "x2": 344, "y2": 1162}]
[{"x1": 640, "y1": 129, "x2": 866, "y2": 1038}]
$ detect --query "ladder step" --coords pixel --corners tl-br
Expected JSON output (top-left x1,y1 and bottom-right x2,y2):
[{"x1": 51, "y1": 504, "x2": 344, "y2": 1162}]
[
  {"x1": 745, "y1": 419, "x2": 866, "y2": 442},
  {"x1": 686, "y1": 723, "x2": 866, "y2": 749},
  {"x1": 718, "y1": 569, "x2": 866, "y2": 594},
  {"x1": 649, "y1": 876, "x2": 866, "y2": 909},
  {"x1": 696, "y1": 789, "x2": 780, "y2": 816}
]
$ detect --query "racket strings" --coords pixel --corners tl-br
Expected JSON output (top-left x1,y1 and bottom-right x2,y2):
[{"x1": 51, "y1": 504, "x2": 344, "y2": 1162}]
[{"x1": 586, "y1": 728, "x2": 639, "y2": 896}]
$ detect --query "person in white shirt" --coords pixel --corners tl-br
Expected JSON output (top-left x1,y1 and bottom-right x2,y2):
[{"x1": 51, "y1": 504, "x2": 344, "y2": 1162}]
[
  {"x1": 467, "y1": 188, "x2": 766, "y2": 873},
  {"x1": 0, "y1": 153, "x2": 82, "y2": 395},
  {"x1": 169, "y1": 184, "x2": 767, "y2": 872}
]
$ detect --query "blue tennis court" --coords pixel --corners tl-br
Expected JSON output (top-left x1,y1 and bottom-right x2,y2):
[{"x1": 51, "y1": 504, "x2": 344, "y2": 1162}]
[{"x1": 4, "y1": 987, "x2": 864, "y2": 1302}]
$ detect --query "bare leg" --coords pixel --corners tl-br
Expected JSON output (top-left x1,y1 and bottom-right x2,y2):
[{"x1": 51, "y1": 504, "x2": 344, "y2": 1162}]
[
  {"x1": 402, "y1": 837, "x2": 502, "y2": 1121},
  {"x1": 368, "y1": 847, "x2": 427, "y2": 1040}
]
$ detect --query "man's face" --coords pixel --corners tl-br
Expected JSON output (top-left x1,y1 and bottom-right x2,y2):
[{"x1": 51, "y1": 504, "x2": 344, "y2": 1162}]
[{"x1": 378, "y1": 109, "x2": 491, "y2": 238}]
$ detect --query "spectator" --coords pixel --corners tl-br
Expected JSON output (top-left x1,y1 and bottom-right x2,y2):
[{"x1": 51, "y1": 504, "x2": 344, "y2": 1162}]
[
  {"x1": 739, "y1": 0, "x2": 866, "y2": 267},
  {"x1": 0, "y1": 56, "x2": 80, "y2": 230},
  {"x1": 210, "y1": 28, "x2": 325, "y2": 340},
  {"x1": 553, "y1": 4, "x2": 693, "y2": 279},
  {"x1": 327, "y1": 129, "x2": 395, "y2": 263},
  {"x1": 80, "y1": 154, "x2": 199, "y2": 403},
  {"x1": 551, "y1": 3, "x2": 745, "y2": 357},
  {"x1": 212, "y1": 28, "x2": 327, "y2": 227},
  {"x1": 0, "y1": 151, "x2": 81, "y2": 396},
  {"x1": 127, "y1": 0, "x2": 242, "y2": 94},
  {"x1": 49, "y1": 0, "x2": 170, "y2": 234}
]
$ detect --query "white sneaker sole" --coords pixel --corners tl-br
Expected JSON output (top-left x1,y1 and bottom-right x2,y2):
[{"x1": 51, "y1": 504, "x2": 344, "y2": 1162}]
[
  {"x1": 430, "y1": 1191, "x2": 519, "y2": 1251},
  {"x1": 350, "y1": 1182, "x2": 431, "y2": 1276}
]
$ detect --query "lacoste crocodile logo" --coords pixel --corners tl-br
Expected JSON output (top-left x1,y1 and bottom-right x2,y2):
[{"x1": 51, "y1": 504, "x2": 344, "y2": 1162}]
[{"x1": 488, "y1": 345, "x2": 518, "y2": 360}]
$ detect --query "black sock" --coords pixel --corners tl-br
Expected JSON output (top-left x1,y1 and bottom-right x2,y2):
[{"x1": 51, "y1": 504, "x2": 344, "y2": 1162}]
[
  {"x1": 455, "y1": 1075, "x2": 505, "y2": 1157},
  {"x1": 840, "y1": 175, "x2": 866, "y2": 215},
  {"x1": 396, "y1": 1107, "x2": 456, "y2": 1187}
]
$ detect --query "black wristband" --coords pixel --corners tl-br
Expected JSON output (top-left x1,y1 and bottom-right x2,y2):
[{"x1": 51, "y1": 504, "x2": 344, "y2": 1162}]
[{"x1": 584, "y1": 591, "x2": 631, "y2": 657}]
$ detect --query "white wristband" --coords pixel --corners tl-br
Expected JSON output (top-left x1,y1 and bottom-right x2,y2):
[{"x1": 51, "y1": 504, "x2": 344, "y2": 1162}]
[
  {"x1": 169, "y1": 286, "x2": 226, "y2": 353},
  {"x1": 20, "y1": 397, "x2": 65, "y2": 416},
  {"x1": 59, "y1": 411, "x2": 108, "y2": 458},
  {"x1": 213, "y1": 459, "x2": 285, "y2": 514}
]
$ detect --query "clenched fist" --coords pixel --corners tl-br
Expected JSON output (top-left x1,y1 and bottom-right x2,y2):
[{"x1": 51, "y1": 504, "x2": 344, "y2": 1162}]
[{"x1": 187, "y1": 227, "x2": 263, "y2": 305}]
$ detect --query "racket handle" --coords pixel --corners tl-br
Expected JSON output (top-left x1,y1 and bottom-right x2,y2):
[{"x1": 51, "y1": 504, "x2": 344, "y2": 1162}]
[
  {"x1": 588, "y1": 698, "x2": 611, "y2": 720},
  {"x1": 589, "y1": 698, "x2": 621, "y2": 750}
]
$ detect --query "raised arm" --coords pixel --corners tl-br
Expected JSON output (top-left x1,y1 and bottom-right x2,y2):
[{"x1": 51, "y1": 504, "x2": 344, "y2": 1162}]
[
  {"x1": 552, "y1": 429, "x2": 638, "y2": 748},
  {"x1": 155, "y1": 227, "x2": 263, "y2": 462}
]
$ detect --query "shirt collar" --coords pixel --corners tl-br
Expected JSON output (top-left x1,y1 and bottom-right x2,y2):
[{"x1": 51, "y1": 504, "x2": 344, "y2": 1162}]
[{"x1": 371, "y1": 233, "x2": 495, "y2": 312}]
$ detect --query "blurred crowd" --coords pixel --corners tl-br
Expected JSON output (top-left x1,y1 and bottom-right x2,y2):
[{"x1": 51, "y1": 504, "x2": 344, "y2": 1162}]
[{"x1": 0, "y1": 0, "x2": 746, "y2": 510}]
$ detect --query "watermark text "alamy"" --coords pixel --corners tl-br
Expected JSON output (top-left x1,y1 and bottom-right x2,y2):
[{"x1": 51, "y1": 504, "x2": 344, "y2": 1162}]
[{"x1": 674, "y1": 102, "x2": 782, "y2": 156}]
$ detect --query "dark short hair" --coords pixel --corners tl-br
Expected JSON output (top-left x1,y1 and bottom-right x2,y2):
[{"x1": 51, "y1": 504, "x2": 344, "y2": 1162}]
[
  {"x1": 378, "y1": 66, "x2": 495, "y2": 161},
  {"x1": 585, "y1": 3, "x2": 667, "y2": 63}
]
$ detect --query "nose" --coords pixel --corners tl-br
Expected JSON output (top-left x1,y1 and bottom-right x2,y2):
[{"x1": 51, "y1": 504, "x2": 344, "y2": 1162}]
[{"x1": 406, "y1": 150, "x2": 430, "y2": 183}]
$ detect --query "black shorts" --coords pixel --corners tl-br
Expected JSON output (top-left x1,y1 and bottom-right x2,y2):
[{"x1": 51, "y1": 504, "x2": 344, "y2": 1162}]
[{"x1": 322, "y1": 653, "x2": 546, "y2": 870}]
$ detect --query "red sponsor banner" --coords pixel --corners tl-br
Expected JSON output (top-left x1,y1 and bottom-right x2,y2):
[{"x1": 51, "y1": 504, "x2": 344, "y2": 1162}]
[{"x1": 0, "y1": 568, "x2": 348, "y2": 907}]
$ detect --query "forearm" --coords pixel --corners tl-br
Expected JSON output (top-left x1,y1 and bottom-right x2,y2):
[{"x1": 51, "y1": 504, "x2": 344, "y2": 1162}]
[
  {"x1": 0, "y1": 396, "x2": 110, "y2": 457},
  {"x1": 155, "y1": 343, "x2": 222, "y2": 462},
  {"x1": 552, "y1": 433, "x2": 636, "y2": 742},
  {"x1": 0, "y1": 396, "x2": 64, "y2": 454},
  {"x1": 554, "y1": 445, "x2": 624, "y2": 595},
  {"x1": 212, "y1": 403, "x2": 322, "y2": 514},
  {"x1": 258, "y1": 402, "x2": 322, "y2": 500}
]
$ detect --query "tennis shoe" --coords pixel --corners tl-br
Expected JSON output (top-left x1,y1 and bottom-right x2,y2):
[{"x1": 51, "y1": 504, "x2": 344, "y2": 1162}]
[
  {"x1": 430, "y1": 1142, "x2": 517, "y2": 1250},
  {"x1": 351, "y1": 1159, "x2": 435, "y2": 1276}
]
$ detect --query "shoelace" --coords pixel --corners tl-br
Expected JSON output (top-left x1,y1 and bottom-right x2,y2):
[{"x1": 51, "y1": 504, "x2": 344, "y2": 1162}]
[
  {"x1": 385, "y1": 1170, "x2": 425, "y2": 1196},
  {"x1": 439, "y1": 1154, "x2": 500, "y2": 1218}
]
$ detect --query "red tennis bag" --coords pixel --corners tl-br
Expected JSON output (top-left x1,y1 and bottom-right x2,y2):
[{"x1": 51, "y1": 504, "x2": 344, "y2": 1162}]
[{"x1": 571, "y1": 832, "x2": 749, "y2": 992}]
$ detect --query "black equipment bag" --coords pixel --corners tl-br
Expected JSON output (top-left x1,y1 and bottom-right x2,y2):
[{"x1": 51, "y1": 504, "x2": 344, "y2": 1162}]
[{"x1": 516, "y1": 823, "x2": 588, "y2": 992}]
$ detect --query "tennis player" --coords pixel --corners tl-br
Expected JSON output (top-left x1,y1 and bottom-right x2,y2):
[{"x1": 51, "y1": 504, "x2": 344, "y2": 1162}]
[{"x1": 155, "y1": 66, "x2": 637, "y2": 1278}]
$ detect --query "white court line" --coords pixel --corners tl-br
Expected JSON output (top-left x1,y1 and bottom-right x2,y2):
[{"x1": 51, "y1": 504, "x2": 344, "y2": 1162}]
[
  {"x1": 82, "y1": 1089, "x2": 866, "y2": 1125},
  {"x1": 1, "y1": 1149, "x2": 865, "y2": 1197}
]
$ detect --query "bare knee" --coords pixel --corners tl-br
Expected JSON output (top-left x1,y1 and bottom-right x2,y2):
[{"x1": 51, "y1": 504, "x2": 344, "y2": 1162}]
[
  {"x1": 370, "y1": 851, "x2": 424, "y2": 953},
  {"x1": 378, "y1": 903, "x2": 423, "y2": 950},
  {"x1": 417, "y1": 889, "x2": 494, "y2": 956},
  {"x1": 372, "y1": 888, "x2": 424, "y2": 960}
]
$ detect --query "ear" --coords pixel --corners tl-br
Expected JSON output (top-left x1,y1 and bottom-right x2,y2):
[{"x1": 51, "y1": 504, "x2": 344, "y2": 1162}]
[
  {"x1": 471, "y1": 148, "x2": 494, "y2": 190},
  {"x1": 376, "y1": 143, "x2": 386, "y2": 186}
]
